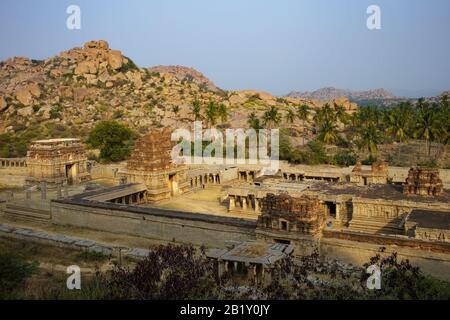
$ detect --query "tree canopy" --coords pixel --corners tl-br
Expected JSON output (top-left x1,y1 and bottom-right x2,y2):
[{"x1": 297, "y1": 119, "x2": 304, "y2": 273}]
[{"x1": 87, "y1": 120, "x2": 134, "y2": 162}]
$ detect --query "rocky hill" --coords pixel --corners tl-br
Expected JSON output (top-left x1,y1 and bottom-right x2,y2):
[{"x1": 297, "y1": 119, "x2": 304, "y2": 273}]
[
  {"x1": 286, "y1": 87, "x2": 396, "y2": 103},
  {"x1": 147, "y1": 65, "x2": 220, "y2": 92},
  {"x1": 0, "y1": 40, "x2": 358, "y2": 157}
]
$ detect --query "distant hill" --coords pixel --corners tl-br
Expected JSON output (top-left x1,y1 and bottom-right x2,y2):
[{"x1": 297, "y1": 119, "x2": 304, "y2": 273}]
[
  {"x1": 286, "y1": 87, "x2": 397, "y2": 103},
  {"x1": 286, "y1": 87, "x2": 450, "y2": 108}
]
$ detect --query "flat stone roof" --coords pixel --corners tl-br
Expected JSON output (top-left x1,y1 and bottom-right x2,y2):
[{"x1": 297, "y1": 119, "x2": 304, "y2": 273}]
[
  {"x1": 308, "y1": 182, "x2": 450, "y2": 204},
  {"x1": 206, "y1": 241, "x2": 294, "y2": 265},
  {"x1": 408, "y1": 209, "x2": 450, "y2": 230}
]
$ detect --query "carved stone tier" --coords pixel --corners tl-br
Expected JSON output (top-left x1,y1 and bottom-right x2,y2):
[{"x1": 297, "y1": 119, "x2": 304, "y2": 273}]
[{"x1": 403, "y1": 167, "x2": 444, "y2": 197}]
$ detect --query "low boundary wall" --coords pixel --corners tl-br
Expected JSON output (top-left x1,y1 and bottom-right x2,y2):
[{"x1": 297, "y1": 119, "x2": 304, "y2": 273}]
[{"x1": 51, "y1": 199, "x2": 256, "y2": 249}]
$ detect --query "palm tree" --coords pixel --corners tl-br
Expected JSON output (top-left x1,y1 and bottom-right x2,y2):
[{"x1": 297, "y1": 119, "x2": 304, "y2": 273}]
[
  {"x1": 438, "y1": 95, "x2": 450, "y2": 145},
  {"x1": 217, "y1": 103, "x2": 228, "y2": 124},
  {"x1": 190, "y1": 100, "x2": 202, "y2": 122},
  {"x1": 414, "y1": 107, "x2": 442, "y2": 157},
  {"x1": 263, "y1": 106, "x2": 281, "y2": 129},
  {"x1": 333, "y1": 103, "x2": 349, "y2": 125},
  {"x1": 296, "y1": 104, "x2": 310, "y2": 127},
  {"x1": 205, "y1": 101, "x2": 218, "y2": 128},
  {"x1": 387, "y1": 107, "x2": 409, "y2": 143},
  {"x1": 357, "y1": 123, "x2": 381, "y2": 158},
  {"x1": 247, "y1": 112, "x2": 261, "y2": 130},
  {"x1": 285, "y1": 108, "x2": 295, "y2": 125},
  {"x1": 314, "y1": 103, "x2": 337, "y2": 127},
  {"x1": 317, "y1": 117, "x2": 338, "y2": 144}
]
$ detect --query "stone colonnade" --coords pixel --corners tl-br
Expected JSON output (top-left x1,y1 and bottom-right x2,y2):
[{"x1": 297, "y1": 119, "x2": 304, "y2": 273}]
[
  {"x1": 190, "y1": 173, "x2": 221, "y2": 188},
  {"x1": 217, "y1": 260, "x2": 266, "y2": 281},
  {"x1": 282, "y1": 172, "x2": 340, "y2": 182},
  {"x1": 283, "y1": 172, "x2": 304, "y2": 182},
  {"x1": 108, "y1": 191, "x2": 147, "y2": 205},
  {"x1": 0, "y1": 158, "x2": 27, "y2": 168},
  {"x1": 228, "y1": 194, "x2": 262, "y2": 213},
  {"x1": 238, "y1": 170, "x2": 258, "y2": 182}
]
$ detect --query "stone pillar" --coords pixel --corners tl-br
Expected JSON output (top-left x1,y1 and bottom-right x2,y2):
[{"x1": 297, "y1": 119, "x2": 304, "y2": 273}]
[
  {"x1": 242, "y1": 197, "x2": 247, "y2": 210},
  {"x1": 229, "y1": 196, "x2": 235, "y2": 210},
  {"x1": 40, "y1": 181, "x2": 47, "y2": 200},
  {"x1": 218, "y1": 260, "x2": 226, "y2": 277},
  {"x1": 57, "y1": 184, "x2": 62, "y2": 199},
  {"x1": 247, "y1": 264, "x2": 256, "y2": 280},
  {"x1": 254, "y1": 198, "x2": 260, "y2": 213}
]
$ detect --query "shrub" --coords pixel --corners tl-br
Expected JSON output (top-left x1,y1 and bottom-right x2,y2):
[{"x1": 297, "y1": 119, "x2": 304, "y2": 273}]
[
  {"x1": 0, "y1": 250, "x2": 38, "y2": 299},
  {"x1": 334, "y1": 151, "x2": 357, "y2": 166}
]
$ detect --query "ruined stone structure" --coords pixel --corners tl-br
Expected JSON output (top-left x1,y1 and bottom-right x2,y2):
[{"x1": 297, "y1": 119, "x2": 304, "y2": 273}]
[
  {"x1": 405, "y1": 209, "x2": 450, "y2": 243},
  {"x1": 254, "y1": 193, "x2": 326, "y2": 254},
  {"x1": 206, "y1": 241, "x2": 294, "y2": 282},
  {"x1": 350, "y1": 160, "x2": 389, "y2": 186},
  {"x1": 258, "y1": 193, "x2": 325, "y2": 236},
  {"x1": 119, "y1": 128, "x2": 189, "y2": 202},
  {"x1": 403, "y1": 167, "x2": 444, "y2": 197},
  {"x1": 26, "y1": 138, "x2": 90, "y2": 186}
]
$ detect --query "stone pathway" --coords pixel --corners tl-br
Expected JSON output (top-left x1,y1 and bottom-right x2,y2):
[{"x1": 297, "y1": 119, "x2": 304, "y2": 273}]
[{"x1": 0, "y1": 223, "x2": 151, "y2": 259}]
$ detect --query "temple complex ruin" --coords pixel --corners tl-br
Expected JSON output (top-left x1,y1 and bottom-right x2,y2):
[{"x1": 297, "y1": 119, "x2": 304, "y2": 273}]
[{"x1": 1, "y1": 132, "x2": 450, "y2": 280}]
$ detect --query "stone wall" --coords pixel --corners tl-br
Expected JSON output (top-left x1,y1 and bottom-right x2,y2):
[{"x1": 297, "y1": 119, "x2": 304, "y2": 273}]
[
  {"x1": 321, "y1": 231, "x2": 450, "y2": 281},
  {"x1": 349, "y1": 197, "x2": 449, "y2": 235},
  {"x1": 0, "y1": 173, "x2": 27, "y2": 187},
  {"x1": 51, "y1": 200, "x2": 256, "y2": 248}
]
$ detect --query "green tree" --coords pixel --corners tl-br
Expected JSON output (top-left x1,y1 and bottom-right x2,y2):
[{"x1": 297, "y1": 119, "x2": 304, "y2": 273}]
[
  {"x1": 247, "y1": 112, "x2": 261, "y2": 130},
  {"x1": 285, "y1": 108, "x2": 295, "y2": 125},
  {"x1": 333, "y1": 103, "x2": 349, "y2": 125},
  {"x1": 190, "y1": 100, "x2": 202, "y2": 122},
  {"x1": 205, "y1": 101, "x2": 219, "y2": 127},
  {"x1": 356, "y1": 122, "x2": 382, "y2": 157},
  {"x1": 217, "y1": 103, "x2": 229, "y2": 123},
  {"x1": 87, "y1": 121, "x2": 134, "y2": 162},
  {"x1": 296, "y1": 104, "x2": 310, "y2": 126},
  {"x1": 263, "y1": 106, "x2": 281, "y2": 129},
  {"x1": 317, "y1": 117, "x2": 338, "y2": 144},
  {"x1": 387, "y1": 106, "x2": 410, "y2": 143},
  {"x1": 414, "y1": 106, "x2": 441, "y2": 157}
]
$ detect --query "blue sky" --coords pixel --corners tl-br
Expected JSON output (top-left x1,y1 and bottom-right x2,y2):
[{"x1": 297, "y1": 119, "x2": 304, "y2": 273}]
[{"x1": 1, "y1": 0, "x2": 449, "y2": 97}]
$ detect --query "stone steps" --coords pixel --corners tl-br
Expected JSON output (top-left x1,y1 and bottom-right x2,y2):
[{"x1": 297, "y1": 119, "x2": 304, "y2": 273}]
[
  {"x1": 348, "y1": 216, "x2": 404, "y2": 235},
  {"x1": 3, "y1": 203, "x2": 51, "y2": 223}
]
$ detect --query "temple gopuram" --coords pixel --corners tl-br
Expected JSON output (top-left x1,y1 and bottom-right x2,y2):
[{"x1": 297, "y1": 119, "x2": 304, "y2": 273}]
[{"x1": 118, "y1": 128, "x2": 189, "y2": 202}]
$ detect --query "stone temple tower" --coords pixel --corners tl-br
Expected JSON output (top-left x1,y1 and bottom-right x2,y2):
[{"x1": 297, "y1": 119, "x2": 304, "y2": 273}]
[{"x1": 119, "y1": 128, "x2": 189, "y2": 202}]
